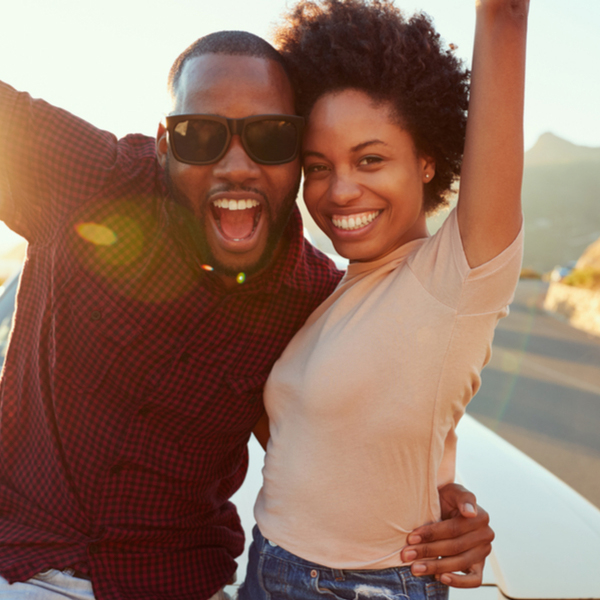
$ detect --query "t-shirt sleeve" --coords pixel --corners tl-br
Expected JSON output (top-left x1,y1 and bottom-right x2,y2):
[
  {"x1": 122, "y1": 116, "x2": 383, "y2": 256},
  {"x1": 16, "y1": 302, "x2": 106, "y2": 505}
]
[
  {"x1": 0, "y1": 81, "x2": 119, "y2": 243},
  {"x1": 407, "y1": 208, "x2": 524, "y2": 315}
]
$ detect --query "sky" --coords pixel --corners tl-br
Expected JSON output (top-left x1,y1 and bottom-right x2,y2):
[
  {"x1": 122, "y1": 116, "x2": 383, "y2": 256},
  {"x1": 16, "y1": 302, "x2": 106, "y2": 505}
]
[{"x1": 0, "y1": 0, "x2": 598, "y2": 249}]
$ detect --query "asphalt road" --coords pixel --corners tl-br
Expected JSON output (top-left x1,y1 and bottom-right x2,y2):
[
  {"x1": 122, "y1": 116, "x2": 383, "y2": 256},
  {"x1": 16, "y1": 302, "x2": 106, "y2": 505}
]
[{"x1": 467, "y1": 279, "x2": 600, "y2": 509}]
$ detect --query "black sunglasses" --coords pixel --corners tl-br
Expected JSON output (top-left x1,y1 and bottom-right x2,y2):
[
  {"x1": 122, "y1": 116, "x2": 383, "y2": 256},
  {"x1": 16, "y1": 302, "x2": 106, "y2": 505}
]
[{"x1": 165, "y1": 114, "x2": 304, "y2": 166}]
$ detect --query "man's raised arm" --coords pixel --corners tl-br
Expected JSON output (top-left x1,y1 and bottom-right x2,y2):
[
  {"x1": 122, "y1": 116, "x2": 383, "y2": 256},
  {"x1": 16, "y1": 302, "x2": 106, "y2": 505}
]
[{"x1": 0, "y1": 80, "x2": 120, "y2": 241}]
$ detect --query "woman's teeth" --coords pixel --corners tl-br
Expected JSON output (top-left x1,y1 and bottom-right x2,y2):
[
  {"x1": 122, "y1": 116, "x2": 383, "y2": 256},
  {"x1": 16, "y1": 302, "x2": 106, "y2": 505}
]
[
  {"x1": 212, "y1": 199, "x2": 260, "y2": 211},
  {"x1": 332, "y1": 211, "x2": 381, "y2": 231}
]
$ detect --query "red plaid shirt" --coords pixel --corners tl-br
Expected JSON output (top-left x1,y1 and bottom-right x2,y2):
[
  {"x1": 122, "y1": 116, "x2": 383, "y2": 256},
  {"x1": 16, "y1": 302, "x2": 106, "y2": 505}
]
[{"x1": 0, "y1": 82, "x2": 342, "y2": 600}]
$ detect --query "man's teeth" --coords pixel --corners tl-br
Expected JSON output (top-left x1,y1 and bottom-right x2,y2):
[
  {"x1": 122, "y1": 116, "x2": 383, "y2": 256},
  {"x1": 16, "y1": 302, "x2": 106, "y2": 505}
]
[
  {"x1": 212, "y1": 199, "x2": 260, "y2": 211},
  {"x1": 332, "y1": 211, "x2": 380, "y2": 231}
]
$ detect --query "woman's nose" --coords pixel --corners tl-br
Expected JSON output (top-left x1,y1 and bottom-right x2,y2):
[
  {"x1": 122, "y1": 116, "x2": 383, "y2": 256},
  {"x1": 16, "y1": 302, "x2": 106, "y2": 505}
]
[{"x1": 329, "y1": 173, "x2": 361, "y2": 205}]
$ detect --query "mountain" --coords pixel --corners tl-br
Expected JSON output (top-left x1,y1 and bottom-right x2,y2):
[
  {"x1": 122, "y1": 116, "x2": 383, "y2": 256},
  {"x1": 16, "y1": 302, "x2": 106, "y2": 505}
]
[
  {"x1": 521, "y1": 133, "x2": 600, "y2": 273},
  {"x1": 524, "y1": 132, "x2": 600, "y2": 168}
]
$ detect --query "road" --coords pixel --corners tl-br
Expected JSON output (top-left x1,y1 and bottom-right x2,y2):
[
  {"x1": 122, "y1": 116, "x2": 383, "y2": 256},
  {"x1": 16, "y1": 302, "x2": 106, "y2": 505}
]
[{"x1": 467, "y1": 279, "x2": 600, "y2": 509}]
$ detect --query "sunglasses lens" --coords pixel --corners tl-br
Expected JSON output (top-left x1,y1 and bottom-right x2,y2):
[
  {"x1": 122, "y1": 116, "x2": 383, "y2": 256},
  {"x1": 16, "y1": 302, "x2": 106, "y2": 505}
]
[
  {"x1": 172, "y1": 119, "x2": 228, "y2": 163},
  {"x1": 245, "y1": 119, "x2": 299, "y2": 163}
]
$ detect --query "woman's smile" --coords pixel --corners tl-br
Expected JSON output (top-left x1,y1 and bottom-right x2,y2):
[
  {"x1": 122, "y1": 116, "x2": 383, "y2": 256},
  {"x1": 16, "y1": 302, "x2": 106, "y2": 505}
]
[{"x1": 331, "y1": 210, "x2": 381, "y2": 232}]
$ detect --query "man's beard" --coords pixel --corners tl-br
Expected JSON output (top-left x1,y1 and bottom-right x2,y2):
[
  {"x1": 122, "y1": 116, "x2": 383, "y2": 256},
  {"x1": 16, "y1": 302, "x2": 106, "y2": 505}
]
[{"x1": 165, "y1": 163, "x2": 300, "y2": 278}]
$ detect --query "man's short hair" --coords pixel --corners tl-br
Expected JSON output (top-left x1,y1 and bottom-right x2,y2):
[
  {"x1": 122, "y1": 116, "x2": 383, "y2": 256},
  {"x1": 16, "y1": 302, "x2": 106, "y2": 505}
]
[{"x1": 168, "y1": 31, "x2": 289, "y2": 99}]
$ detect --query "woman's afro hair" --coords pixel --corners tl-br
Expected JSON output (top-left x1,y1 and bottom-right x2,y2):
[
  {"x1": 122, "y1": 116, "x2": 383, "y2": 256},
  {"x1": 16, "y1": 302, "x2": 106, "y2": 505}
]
[{"x1": 273, "y1": 0, "x2": 470, "y2": 213}]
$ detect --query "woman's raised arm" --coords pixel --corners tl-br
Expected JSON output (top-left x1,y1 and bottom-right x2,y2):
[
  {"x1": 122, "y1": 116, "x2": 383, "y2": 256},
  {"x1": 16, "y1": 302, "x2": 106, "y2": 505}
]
[{"x1": 457, "y1": 0, "x2": 530, "y2": 268}]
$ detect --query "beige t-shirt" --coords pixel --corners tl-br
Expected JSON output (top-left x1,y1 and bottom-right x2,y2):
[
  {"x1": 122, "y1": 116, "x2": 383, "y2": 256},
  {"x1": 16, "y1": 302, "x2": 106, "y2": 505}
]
[{"x1": 255, "y1": 209, "x2": 523, "y2": 569}]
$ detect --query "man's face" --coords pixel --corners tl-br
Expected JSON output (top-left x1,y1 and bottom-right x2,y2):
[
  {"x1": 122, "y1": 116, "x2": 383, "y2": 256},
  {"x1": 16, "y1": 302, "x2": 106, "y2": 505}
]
[{"x1": 157, "y1": 54, "x2": 301, "y2": 280}]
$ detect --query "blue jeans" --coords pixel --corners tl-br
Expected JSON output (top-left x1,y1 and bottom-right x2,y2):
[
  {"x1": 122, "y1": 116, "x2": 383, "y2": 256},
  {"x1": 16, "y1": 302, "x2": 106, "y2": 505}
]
[{"x1": 239, "y1": 526, "x2": 448, "y2": 600}]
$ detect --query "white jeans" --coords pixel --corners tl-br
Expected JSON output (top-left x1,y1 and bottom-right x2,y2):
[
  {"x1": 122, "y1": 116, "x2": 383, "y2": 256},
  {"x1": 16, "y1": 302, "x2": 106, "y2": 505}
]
[
  {"x1": 0, "y1": 569, "x2": 232, "y2": 600},
  {"x1": 0, "y1": 569, "x2": 94, "y2": 599}
]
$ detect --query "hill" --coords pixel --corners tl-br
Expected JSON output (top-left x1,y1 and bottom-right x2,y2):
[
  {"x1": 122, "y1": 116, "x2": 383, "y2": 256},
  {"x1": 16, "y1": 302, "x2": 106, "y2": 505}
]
[
  {"x1": 524, "y1": 132, "x2": 600, "y2": 168},
  {"x1": 522, "y1": 133, "x2": 600, "y2": 273}
]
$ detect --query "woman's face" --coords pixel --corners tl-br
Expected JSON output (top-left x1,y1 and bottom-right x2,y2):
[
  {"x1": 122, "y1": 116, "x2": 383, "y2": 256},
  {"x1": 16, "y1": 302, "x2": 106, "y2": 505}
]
[{"x1": 302, "y1": 89, "x2": 434, "y2": 262}]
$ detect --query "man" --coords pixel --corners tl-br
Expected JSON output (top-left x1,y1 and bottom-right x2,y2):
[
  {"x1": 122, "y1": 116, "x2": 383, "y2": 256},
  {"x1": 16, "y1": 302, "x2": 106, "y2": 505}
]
[{"x1": 0, "y1": 31, "x2": 492, "y2": 600}]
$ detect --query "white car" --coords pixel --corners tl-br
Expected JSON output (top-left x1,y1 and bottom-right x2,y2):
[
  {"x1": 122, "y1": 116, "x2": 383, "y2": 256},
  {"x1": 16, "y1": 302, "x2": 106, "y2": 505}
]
[{"x1": 1, "y1": 270, "x2": 600, "y2": 599}]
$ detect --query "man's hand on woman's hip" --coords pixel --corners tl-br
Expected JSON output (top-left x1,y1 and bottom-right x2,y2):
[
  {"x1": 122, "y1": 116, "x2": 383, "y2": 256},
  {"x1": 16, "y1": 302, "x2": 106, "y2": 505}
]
[{"x1": 400, "y1": 483, "x2": 494, "y2": 588}]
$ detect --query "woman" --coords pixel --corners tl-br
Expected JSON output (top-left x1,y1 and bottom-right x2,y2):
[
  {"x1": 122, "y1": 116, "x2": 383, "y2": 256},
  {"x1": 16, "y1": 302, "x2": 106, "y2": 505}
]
[{"x1": 241, "y1": 0, "x2": 529, "y2": 598}]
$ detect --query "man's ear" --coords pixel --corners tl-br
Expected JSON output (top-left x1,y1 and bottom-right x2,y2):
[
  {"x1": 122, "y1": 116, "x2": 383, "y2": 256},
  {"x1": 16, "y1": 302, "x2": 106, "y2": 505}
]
[{"x1": 156, "y1": 122, "x2": 168, "y2": 169}]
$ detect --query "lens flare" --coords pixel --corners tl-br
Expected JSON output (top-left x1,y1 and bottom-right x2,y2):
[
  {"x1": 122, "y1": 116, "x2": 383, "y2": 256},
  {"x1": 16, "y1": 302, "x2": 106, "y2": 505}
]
[
  {"x1": 236, "y1": 272, "x2": 246, "y2": 284},
  {"x1": 201, "y1": 264, "x2": 214, "y2": 272},
  {"x1": 75, "y1": 223, "x2": 117, "y2": 246},
  {"x1": 71, "y1": 201, "x2": 200, "y2": 304}
]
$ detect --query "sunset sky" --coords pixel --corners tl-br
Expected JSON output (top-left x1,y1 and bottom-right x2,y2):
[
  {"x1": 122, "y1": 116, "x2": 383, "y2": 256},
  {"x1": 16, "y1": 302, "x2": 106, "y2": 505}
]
[{"x1": 0, "y1": 0, "x2": 598, "y2": 250}]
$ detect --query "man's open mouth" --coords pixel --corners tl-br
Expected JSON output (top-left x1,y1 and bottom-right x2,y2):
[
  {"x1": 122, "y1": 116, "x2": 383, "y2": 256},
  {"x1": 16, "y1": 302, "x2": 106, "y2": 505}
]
[{"x1": 211, "y1": 199, "x2": 263, "y2": 241}]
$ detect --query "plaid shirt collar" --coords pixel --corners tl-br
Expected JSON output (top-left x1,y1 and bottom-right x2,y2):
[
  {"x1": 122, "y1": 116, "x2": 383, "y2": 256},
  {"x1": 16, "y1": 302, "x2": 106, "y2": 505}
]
[{"x1": 244, "y1": 205, "x2": 314, "y2": 296}]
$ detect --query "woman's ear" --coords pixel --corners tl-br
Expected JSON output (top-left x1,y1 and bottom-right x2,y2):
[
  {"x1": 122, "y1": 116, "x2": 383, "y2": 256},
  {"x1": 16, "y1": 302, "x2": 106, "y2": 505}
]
[{"x1": 422, "y1": 156, "x2": 435, "y2": 183}]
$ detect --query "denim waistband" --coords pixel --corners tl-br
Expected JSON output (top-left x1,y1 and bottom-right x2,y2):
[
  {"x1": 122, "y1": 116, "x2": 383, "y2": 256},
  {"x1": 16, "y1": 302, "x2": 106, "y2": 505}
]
[
  {"x1": 248, "y1": 525, "x2": 448, "y2": 600},
  {"x1": 253, "y1": 525, "x2": 412, "y2": 577}
]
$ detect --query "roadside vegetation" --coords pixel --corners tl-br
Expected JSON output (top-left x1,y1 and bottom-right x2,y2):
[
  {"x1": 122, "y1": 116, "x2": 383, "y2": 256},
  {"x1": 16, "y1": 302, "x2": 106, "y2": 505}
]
[
  {"x1": 562, "y1": 266, "x2": 600, "y2": 290},
  {"x1": 520, "y1": 267, "x2": 542, "y2": 279}
]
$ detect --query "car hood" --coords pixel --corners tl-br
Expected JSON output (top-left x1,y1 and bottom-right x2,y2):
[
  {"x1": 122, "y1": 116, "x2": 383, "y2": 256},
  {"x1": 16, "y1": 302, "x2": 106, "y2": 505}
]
[{"x1": 455, "y1": 415, "x2": 600, "y2": 599}]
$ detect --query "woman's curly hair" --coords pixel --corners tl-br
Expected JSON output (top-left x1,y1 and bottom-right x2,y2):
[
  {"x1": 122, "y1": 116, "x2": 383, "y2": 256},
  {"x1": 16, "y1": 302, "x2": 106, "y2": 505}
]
[{"x1": 273, "y1": 0, "x2": 470, "y2": 213}]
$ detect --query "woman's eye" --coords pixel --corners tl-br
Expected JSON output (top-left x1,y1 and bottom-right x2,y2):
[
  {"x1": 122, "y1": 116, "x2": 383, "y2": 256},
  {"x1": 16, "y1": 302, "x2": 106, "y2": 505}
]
[
  {"x1": 359, "y1": 155, "x2": 383, "y2": 166},
  {"x1": 304, "y1": 163, "x2": 329, "y2": 174}
]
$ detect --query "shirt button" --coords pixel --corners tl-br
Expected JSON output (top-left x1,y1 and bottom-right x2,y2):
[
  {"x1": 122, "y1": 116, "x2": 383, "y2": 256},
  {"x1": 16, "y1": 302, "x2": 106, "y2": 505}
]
[
  {"x1": 110, "y1": 463, "x2": 125, "y2": 476},
  {"x1": 88, "y1": 543, "x2": 100, "y2": 556},
  {"x1": 138, "y1": 404, "x2": 154, "y2": 417},
  {"x1": 90, "y1": 310, "x2": 102, "y2": 321}
]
